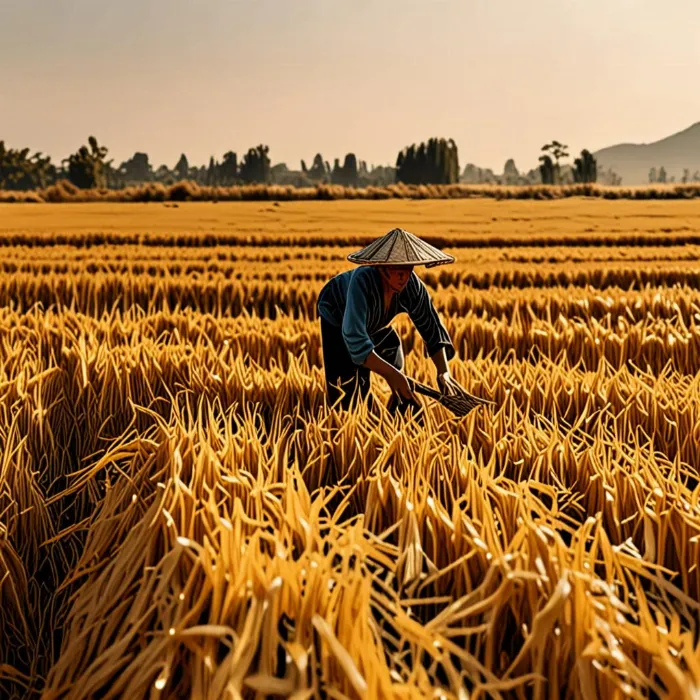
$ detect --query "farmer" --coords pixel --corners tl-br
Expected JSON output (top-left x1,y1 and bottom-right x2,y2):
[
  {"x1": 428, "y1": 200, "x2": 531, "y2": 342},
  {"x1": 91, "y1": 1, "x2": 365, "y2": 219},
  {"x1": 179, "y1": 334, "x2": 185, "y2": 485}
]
[{"x1": 317, "y1": 227, "x2": 463, "y2": 417}]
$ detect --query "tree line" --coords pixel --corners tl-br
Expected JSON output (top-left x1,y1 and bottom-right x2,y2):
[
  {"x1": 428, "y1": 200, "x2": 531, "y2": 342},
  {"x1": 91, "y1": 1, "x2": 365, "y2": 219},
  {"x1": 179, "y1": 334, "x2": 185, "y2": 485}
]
[
  {"x1": 1, "y1": 135, "x2": 607, "y2": 191},
  {"x1": 648, "y1": 166, "x2": 700, "y2": 184}
]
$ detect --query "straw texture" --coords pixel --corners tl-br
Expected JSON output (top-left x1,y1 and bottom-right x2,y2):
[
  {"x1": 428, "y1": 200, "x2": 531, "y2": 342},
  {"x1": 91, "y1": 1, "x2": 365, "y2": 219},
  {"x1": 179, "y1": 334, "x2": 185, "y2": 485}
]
[{"x1": 347, "y1": 228, "x2": 455, "y2": 267}]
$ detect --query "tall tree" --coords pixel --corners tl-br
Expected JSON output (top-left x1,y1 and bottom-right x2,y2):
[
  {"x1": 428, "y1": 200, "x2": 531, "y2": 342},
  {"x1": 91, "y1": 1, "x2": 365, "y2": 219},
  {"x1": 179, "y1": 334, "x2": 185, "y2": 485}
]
[
  {"x1": 395, "y1": 137, "x2": 459, "y2": 184},
  {"x1": 540, "y1": 141, "x2": 569, "y2": 184},
  {"x1": 174, "y1": 154, "x2": 189, "y2": 181},
  {"x1": 0, "y1": 141, "x2": 56, "y2": 189},
  {"x1": 63, "y1": 136, "x2": 110, "y2": 188},
  {"x1": 343, "y1": 153, "x2": 358, "y2": 186},
  {"x1": 307, "y1": 154, "x2": 327, "y2": 182},
  {"x1": 331, "y1": 153, "x2": 359, "y2": 186},
  {"x1": 206, "y1": 157, "x2": 218, "y2": 186},
  {"x1": 219, "y1": 151, "x2": 238, "y2": 185},
  {"x1": 117, "y1": 152, "x2": 153, "y2": 183},
  {"x1": 239, "y1": 145, "x2": 271, "y2": 184},
  {"x1": 538, "y1": 155, "x2": 555, "y2": 185},
  {"x1": 572, "y1": 149, "x2": 597, "y2": 183}
]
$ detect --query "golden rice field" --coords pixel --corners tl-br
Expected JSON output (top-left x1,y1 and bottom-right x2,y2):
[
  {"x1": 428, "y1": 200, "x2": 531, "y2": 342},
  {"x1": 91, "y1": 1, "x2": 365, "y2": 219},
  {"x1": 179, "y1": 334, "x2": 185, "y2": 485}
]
[{"x1": 2, "y1": 199, "x2": 700, "y2": 699}]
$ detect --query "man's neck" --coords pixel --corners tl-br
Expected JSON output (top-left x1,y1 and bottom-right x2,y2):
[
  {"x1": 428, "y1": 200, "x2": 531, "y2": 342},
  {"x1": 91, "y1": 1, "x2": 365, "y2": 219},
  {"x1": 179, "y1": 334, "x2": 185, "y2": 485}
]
[{"x1": 377, "y1": 269, "x2": 393, "y2": 295}]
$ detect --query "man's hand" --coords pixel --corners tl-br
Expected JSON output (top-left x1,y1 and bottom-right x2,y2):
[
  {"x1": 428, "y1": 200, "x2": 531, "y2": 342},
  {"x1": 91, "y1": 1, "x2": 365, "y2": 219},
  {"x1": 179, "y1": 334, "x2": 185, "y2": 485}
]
[
  {"x1": 386, "y1": 367, "x2": 416, "y2": 402},
  {"x1": 363, "y1": 351, "x2": 416, "y2": 402},
  {"x1": 437, "y1": 371, "x2": 464, "y2": 397}
]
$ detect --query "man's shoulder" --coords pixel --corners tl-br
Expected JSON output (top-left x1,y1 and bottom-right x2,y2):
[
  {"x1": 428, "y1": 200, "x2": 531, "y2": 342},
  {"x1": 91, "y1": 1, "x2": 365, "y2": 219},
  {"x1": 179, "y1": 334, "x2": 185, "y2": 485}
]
[
  {"x1": 350, "y1": 265, "x2": 377, "y2": 286},
  {"x1": 353, "y1": 264, "x2": 375, "y2": 277},
  {"x1": 325, "y1": 267, "x2": 355, "y2": 288}
]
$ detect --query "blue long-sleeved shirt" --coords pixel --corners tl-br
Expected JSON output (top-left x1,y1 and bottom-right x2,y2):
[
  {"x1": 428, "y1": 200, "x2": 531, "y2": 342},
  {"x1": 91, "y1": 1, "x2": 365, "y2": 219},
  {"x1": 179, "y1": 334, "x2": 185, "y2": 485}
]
[{"x1": 317, "y1": 265, "x2": 455, "y2": 365}]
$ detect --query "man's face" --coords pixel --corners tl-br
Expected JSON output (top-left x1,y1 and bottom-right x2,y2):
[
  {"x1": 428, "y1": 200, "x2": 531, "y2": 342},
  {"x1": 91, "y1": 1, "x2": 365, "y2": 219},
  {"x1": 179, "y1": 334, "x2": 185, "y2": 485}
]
[{"x1": 382, "y1": 265, "x2": 414, "y2": 292}]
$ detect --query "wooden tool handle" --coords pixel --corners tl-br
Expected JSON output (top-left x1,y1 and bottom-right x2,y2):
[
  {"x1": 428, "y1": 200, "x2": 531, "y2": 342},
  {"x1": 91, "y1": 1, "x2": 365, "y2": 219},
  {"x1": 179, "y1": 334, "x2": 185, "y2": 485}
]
[
  {"x1": 406, "y1": 377, "x2": 442, "y2": 400},
  {"x1": 407, "y1": 376, "x2": 496, "y2": 406}
]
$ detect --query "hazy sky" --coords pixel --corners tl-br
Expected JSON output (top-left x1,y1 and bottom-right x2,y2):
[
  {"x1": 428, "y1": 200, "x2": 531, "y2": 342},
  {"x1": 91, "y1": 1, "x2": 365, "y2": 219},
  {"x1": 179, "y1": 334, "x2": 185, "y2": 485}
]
[{"x1": 1, "y1": 0, "x2": 699, "y2": 173}]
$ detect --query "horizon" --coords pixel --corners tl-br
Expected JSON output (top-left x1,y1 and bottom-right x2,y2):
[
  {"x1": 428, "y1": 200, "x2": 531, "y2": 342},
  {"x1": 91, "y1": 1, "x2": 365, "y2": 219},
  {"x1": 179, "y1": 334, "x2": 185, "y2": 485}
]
[{"x1": 2, "y1": 0, "x2": 699, "y2": 173}]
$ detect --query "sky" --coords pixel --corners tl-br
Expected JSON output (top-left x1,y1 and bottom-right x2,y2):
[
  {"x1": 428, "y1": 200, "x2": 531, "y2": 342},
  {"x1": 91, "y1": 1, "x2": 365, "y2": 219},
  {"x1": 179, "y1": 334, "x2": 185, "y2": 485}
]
[{"x1": 1, "y1": 0, "x2": 699, "y2": 173}]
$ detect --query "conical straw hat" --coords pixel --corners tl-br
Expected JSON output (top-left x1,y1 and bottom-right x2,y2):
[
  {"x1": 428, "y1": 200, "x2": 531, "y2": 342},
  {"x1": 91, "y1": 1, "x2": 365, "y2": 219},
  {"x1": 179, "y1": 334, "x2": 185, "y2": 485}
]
[{"x1": 347, "y1": 228, "x2": 455, "y2": 268}]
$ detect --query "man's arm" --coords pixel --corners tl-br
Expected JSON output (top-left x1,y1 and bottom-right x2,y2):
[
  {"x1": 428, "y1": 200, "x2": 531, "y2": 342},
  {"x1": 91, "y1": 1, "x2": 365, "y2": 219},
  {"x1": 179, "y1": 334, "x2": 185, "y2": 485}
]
[
  {"x1": 341, "y1": 271, "x2": 375, "y2": 365},
  {"x1": 431, "y1": 346, "x2": 450, "y2": 376},
  {"x1": 404, "y1": 275, "x2": 464, "y2": 395},
  {"x1": 430, "y1": 346, "x2": 464, "y2": 396},
  {"x1": 406, "y1": 275, "x2": 456, "y2": 363},
  {"x1": 363, "y1": 350, "x2": 415, "y2": 401}
]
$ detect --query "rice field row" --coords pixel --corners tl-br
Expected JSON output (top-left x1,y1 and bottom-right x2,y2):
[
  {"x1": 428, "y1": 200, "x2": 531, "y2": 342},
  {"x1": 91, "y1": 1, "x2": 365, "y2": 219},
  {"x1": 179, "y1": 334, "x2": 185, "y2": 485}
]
[
  {"x1": 3, "y1": 199, "x2": 700, "y2": 249},
  {"x1": 5, "y1": 259, "x2": 700, "y2": 295},
  {"x1": 6, "y1": 231, "x2": 700, "y2": 251},
  {"x1": 6, "y1": 242, "x2": 700, "y2": 265},
  {"x1": 5, "y1": 269, "x2": 700, "y2": 321}
]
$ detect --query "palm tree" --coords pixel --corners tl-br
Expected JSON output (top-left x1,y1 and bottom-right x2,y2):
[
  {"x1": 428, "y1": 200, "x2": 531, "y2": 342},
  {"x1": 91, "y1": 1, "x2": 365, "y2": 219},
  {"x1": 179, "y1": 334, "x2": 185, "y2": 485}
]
[{"x1": 540, "y1": 141, "x2": 569, "y2": 184}]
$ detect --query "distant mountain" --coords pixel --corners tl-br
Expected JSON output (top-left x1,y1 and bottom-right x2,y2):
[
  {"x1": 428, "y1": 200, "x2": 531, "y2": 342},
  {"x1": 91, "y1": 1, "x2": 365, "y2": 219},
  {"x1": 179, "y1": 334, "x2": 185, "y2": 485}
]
[{"x1": 593, "y1": 122, "x2": 700, "y2": 185}]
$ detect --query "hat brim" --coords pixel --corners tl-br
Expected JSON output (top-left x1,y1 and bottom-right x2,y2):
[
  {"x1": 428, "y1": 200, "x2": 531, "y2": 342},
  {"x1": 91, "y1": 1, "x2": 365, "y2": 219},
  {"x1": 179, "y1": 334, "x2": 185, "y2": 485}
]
[
  {"x1": 346, "y1": 254, "x2": 455, "y2": 268},
  {"x1": 347, "y1": 227, "x2": 456, "y2": 268}
]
